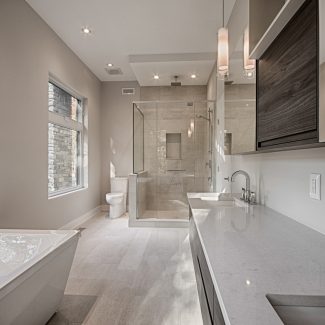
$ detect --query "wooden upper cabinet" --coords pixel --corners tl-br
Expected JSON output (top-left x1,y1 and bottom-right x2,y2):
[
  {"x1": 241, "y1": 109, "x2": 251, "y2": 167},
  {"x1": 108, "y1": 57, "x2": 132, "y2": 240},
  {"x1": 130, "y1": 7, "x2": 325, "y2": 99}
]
[{"x1": 256, "y1": 0, "x2": 318, "y2": 149}]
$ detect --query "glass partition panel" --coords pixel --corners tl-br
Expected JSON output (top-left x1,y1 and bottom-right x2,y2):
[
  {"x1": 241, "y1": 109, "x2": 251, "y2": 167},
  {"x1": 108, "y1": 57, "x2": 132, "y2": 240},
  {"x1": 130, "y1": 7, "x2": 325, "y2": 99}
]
[
  {"x1": 133, "y1": 100, "x2": 215, "y2": 221},
  {"x1": 133, "y1": 104, "x2": 144, "y2": 173},
  {"x1": 224, "y1": 34, "x2": 256, "y2": 155}
]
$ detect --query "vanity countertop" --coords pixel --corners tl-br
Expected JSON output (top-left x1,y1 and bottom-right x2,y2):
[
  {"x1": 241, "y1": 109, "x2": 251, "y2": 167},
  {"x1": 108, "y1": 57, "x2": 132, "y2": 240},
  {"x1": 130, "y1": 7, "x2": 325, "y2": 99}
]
[{"x1": 187, "y1": 193, "x2": 325, "y2": 325}]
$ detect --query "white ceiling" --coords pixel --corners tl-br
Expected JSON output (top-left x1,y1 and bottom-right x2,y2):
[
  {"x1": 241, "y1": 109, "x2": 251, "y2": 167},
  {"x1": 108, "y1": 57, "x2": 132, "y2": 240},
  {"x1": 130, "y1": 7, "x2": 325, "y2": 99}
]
[
  {"x1": 129, "y1": 53, "x2": 216, "y2": 86},
  {"x1": 26, "y1": 0, "x2": 237, "y2": 85}
]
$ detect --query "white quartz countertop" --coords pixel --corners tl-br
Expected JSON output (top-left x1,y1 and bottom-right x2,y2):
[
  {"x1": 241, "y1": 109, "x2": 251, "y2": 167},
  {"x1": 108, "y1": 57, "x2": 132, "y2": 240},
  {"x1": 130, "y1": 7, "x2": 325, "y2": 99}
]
[{"x1": 187, "y1": 193, "x2": 325, "y2": 325}]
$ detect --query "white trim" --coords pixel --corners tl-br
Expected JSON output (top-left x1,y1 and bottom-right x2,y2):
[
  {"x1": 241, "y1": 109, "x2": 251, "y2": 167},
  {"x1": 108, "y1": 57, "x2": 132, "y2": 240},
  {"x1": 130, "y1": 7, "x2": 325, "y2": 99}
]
[
  {"x1": 48, "y1": 186, "x2": 86, "y2": 199},
  {"x1": 48, "y1": 112, "x2": 83, "y2": 132},
  {"x1": 49, "y1": 73, "x2": 84, "y2": 101},
  {"x1": 250, "y1": 0, "x2": 306, "y2": 59},
  {"x1": 59, "y1": 206, "x2": 101, "y2": 230}
]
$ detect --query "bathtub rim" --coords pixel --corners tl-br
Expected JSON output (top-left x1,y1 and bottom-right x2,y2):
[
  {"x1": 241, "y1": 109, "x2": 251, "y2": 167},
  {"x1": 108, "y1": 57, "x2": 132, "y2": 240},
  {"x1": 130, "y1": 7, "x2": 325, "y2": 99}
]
[{"x1": 0, "y1": 229, "x2": 79, "y2": 299}]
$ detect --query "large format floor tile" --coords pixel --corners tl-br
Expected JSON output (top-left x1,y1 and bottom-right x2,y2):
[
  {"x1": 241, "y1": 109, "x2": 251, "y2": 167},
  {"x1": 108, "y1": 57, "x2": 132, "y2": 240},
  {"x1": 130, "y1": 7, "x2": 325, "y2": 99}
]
[{"x1": 61, "y1": 213, "x2": 202, "y2": 325}]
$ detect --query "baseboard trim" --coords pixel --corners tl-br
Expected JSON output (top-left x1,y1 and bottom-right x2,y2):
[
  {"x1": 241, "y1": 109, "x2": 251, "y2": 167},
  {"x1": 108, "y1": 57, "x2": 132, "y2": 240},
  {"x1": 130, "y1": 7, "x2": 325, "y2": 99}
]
[{"x1": 60, "y1": 206, "x2": 101, "y2": 230}]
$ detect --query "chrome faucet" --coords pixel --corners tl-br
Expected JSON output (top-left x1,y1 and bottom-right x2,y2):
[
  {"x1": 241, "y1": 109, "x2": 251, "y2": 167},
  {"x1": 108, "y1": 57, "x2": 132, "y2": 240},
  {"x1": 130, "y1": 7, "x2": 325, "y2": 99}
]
[{"x1": 231, "y1": 170, "x2": 251, "y2": 202}]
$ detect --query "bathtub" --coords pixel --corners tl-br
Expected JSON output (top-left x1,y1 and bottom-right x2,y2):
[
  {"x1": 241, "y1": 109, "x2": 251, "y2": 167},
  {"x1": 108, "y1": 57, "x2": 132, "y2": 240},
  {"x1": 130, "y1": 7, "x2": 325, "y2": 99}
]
[{"x1": 0, "y1": 229, "x2": 79, "y2": 325}]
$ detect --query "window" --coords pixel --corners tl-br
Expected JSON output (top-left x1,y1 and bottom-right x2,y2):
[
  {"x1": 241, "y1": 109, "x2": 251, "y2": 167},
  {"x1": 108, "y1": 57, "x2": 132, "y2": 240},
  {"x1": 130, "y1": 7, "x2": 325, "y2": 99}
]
[{"x1": 48, "y1": 81, "x2": 84, "y2": 196}]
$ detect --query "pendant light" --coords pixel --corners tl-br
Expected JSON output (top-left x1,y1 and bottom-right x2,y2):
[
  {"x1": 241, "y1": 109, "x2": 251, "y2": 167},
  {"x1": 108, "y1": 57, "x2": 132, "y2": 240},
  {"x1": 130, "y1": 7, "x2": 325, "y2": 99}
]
[
  {"x1": 243, "y1": 27, "x2": 255, "y2": 78},
  {"x1": 217, "y1": 0, "x2": 229, "y2": 78}
]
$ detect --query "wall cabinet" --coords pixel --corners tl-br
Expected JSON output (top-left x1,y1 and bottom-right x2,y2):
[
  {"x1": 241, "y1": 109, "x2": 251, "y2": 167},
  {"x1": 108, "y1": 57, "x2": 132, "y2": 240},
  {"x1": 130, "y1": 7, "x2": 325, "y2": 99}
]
[
  {"x1": 189, "y1": 217, "x2": 225, "y2": 325},
  {"x1": 256, "y1": 0, "x2": 319, "y2": 150}
]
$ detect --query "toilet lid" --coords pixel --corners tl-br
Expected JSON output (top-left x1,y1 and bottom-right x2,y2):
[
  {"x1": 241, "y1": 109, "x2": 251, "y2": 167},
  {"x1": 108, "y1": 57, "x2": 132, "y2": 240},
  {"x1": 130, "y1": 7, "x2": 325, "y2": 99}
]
[{"x1": 106, "y1": 193, "x2": 123, "y2": 198}]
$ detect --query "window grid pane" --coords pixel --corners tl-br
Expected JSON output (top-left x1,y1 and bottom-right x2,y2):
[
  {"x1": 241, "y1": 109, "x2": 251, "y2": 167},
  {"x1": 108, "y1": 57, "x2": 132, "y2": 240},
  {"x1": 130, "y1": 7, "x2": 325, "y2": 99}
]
[
  {"x1": 48, "y1": 82, "x2": 82, "y2": 122},
  {"x1": 48, "y1": 123, "x2": 81, "y2": 194}
]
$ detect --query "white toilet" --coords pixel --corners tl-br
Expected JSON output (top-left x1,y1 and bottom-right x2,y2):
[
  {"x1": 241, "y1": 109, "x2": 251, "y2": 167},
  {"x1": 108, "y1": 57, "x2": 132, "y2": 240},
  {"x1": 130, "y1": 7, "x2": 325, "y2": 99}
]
[{"x1": 106, "y1": 177, "x2": 128, "y2": 218}]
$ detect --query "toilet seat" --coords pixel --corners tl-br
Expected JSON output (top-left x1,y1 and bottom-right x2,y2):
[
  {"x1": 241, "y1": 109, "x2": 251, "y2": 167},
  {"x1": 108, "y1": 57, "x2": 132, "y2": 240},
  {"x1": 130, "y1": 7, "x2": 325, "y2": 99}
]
[
  {"x1": 106, "y1": 193, "x2": 124, "y2": 204},
  {"x1": 106, "y1": 192, "x2": 123, "y2": 199}
]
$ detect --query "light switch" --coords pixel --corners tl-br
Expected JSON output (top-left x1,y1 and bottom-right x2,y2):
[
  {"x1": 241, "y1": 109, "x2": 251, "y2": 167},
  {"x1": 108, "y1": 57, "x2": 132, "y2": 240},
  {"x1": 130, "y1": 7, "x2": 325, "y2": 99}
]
[{"x1": 310, "y1": 173, "x2": 321, "y2": 200}]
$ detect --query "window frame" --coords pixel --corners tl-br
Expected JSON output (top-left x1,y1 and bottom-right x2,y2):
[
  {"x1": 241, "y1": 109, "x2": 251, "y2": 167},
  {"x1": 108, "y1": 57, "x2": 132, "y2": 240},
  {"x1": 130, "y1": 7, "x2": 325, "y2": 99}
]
[{"x1": 48, "y1": 78, "x2": 85, "y2": 198}]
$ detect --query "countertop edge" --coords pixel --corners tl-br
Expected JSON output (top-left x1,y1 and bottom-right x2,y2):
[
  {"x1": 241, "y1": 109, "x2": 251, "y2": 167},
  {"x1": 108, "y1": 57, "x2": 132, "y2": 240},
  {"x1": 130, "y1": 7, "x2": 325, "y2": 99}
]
[{"x1": 192, "y1": 212, "x2": 232, "y2": 325}]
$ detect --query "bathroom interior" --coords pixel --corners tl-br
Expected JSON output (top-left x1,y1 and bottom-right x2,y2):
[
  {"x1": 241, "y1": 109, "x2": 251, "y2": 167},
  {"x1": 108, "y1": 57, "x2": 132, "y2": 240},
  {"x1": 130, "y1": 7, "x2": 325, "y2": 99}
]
[{"x1": 2, "y1": 0, "x2": 325, "y2": 324}]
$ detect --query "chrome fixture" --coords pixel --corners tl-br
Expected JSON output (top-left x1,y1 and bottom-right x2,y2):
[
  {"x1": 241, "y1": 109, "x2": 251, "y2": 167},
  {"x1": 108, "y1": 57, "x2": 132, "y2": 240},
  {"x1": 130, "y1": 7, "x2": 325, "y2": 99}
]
[
  {"x1": 196, "y1": 108, "x2": 213, "y2": 122},
  {"x1": 225, "y1": 170, "x2": 255, "y2": 203},
  {"x1": 171, "y1": 76, "x2": 181, "y2": 86},
  {"x1": 196, "y1": 114, "x2": 210, "y2": 121}
]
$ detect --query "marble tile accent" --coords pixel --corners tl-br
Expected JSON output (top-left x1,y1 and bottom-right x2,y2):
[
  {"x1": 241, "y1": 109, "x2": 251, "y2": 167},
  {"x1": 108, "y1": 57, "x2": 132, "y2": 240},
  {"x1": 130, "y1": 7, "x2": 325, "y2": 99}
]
[{"x1": 60, "y1": 213, "x2": 202, "y2": 325}]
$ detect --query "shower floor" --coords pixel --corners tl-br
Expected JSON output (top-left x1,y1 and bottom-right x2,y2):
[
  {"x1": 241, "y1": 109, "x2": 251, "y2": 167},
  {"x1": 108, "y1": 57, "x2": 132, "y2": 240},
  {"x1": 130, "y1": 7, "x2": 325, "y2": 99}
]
[{"x1": 140, "y1": 209, "x2": 189, "y2": 220}]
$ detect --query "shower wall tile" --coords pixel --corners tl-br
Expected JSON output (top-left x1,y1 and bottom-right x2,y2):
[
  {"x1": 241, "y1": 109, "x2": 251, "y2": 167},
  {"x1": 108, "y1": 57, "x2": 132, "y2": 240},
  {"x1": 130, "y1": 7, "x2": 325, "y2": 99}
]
[
  {"x1": 140, "y1": 86, "x2": 207, "y2": 102},
  {"x1": 225, "y1": 84, "x2": 255, "y2": 154},
  {"x1": 138, "y1": 85, "x2": 211, "y2": 214},
  {"x1": 140, "y1": 87, "x2": 160, "y2": 101}
]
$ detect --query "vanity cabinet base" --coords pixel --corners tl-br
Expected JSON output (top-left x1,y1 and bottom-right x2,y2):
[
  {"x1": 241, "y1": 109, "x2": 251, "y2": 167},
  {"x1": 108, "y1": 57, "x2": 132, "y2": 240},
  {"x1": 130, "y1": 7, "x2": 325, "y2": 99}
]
[{"x1": 189, "y1": 217, "x2": 225, "y2": 325}]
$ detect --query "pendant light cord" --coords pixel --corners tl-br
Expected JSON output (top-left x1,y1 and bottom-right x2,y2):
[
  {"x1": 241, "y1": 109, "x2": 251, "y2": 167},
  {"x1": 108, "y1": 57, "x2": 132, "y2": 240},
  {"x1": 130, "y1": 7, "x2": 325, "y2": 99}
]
[{"x1": 222, "y1": 0, "x2": 224, "y2": 27}]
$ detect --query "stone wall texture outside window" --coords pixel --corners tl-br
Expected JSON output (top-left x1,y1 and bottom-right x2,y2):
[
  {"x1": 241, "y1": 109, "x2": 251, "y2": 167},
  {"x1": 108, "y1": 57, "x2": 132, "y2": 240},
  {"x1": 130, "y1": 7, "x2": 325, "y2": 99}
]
[
  {"x1": 48, "y1": 82, "x2": 82, "y2": 194},
  {"x1": 48, "y1": 82, "x2": 82, "y2": 122}
]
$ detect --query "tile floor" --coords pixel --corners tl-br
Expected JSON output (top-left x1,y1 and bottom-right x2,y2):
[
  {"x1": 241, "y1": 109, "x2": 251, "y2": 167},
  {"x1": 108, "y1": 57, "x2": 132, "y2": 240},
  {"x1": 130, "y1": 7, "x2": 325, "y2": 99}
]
[{"x1": 59, "y1": 213, "x2": 202, "y2": 325}]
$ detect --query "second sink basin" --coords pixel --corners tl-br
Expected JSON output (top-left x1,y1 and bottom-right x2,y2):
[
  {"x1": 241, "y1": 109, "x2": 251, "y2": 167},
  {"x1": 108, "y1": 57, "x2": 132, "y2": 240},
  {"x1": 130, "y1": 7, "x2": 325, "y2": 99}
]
[
  {"x1": 267, "y1": 294, "x2": 325, "y2": 325},
  {"x1": 199, "y1": 193, "x2": 248, "y2": 208}
]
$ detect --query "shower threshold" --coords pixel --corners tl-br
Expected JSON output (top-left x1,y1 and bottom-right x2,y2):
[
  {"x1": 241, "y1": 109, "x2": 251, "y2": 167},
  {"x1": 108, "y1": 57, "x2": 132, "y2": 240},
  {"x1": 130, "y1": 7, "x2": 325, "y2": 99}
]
[
  {"x1": 141, "y1": 209, "x2": 188, "y2": 220},
  {"x1": 129, "y1": 214, "x2": 189, "y2": 228}
]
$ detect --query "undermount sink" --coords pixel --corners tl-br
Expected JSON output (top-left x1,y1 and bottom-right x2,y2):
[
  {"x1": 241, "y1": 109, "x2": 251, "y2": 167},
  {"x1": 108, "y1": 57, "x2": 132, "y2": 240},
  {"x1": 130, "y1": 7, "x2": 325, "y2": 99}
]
[
  {"x1": 267, "y1": 294, "x2": 325, "y2": 325},
  {"x1": 200, "y1": 193, "x2": 233, "y2": 201},
  {"x1": 199, "y1": 199, "x2": 236, "y2": 207},
  {"x1": 199, "y1": 193, "x2": 249, "y2": 208}
]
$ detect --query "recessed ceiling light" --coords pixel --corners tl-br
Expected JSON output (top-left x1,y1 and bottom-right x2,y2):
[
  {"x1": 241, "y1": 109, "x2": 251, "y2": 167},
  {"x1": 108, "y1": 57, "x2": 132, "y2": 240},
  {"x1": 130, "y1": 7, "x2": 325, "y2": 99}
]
[
  {"x1": 107, "y1": 63, "x2": 113, "y2": 67},
  {"x1": 191, "y1": 74, "x2": 197, "y2": 79},
  {"x1": 154, "y1": 75, "x2": 159, "y2": 80},
  {"x1": 81, "y1": 27, "x2": 91, "y2": 34}
]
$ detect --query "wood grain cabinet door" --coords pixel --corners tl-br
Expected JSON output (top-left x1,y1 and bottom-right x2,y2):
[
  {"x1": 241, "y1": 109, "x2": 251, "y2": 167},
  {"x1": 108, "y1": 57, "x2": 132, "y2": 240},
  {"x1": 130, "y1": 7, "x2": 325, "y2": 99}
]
[{"x1": 257, "y1": 0, "x2": 318, "y2": 149}]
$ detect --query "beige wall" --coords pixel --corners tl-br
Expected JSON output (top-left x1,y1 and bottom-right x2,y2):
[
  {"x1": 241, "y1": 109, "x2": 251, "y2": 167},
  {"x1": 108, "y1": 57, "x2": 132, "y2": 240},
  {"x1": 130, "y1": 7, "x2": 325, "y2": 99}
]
[
  {"x1": 100, "y1": 82, "x2": 140, "y2": 204},
  {"x1": 0, "y1": 0, "x2": 102, "y2": 229}
]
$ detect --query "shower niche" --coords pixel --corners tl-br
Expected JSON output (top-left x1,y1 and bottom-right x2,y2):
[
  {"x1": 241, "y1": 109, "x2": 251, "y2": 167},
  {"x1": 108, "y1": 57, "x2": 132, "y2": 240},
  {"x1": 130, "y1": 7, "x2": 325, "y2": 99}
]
[{"x1": 166, "y1": 133, "x2": 181, "y2": 160}]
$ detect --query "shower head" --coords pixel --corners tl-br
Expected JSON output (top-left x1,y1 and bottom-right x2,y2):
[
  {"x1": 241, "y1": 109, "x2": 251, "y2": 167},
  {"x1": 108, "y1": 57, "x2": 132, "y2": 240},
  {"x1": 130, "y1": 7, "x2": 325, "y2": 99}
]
[
  {"x1": 171, "y1": 75, "x2": 181, "y2": 87},
  {"x1": 196, "y1": 114, "x2": 210, "y2": 121}
]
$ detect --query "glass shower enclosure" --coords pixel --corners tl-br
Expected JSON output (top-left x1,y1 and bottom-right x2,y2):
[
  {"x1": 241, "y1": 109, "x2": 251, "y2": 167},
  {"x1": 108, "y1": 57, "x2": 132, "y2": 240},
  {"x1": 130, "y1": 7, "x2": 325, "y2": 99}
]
[{"x1": 133, "y1": 100, "x2": 215, "y2": 221}]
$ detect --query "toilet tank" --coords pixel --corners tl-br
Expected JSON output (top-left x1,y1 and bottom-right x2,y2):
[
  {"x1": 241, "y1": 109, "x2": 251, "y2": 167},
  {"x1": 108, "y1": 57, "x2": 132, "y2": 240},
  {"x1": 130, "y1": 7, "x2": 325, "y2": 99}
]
[{"x1": 110, "y1": 177, "x2": 128, "y2": 193}]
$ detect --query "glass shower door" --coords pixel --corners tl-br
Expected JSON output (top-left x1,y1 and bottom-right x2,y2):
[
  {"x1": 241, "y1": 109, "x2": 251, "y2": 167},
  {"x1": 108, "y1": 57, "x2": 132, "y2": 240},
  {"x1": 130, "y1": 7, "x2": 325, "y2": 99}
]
[
  {"x1": 155, "y1": 101, "x2": 195, "y2": 219},
  {"x1": 133, "y1": 100, "x2": 215, "y2": 221}
]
